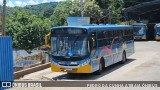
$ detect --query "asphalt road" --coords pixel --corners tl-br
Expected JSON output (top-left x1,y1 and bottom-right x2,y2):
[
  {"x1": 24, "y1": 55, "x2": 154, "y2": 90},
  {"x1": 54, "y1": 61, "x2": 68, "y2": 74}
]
[{"x1": 9, "y1": 41, "x2": 160, "y2": 90}]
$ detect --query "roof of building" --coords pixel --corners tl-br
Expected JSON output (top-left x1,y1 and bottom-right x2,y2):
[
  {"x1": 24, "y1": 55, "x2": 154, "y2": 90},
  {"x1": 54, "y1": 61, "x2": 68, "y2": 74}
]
[{"x1": 125, "y1": 0, "x2": 160, "y2": 15}]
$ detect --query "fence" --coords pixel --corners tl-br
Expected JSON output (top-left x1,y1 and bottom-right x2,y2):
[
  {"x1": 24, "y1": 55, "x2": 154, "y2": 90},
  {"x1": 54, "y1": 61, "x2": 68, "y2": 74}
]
[{"x1": 0, "y1": 37, "x2": 14, "y2": 90}]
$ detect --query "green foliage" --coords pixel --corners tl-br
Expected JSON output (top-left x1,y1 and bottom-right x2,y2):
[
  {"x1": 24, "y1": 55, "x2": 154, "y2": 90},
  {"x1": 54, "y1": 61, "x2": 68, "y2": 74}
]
[
  {"x1": 43, "y1": 8, "x2": 54, "y2": 18},
  {"x1": 50, "y1": 0, "x2": 73, "y2": 26},
  {"x1": 109, "y1": 0, "x2": 124, "y2": 23},
  {"x1": 1, "y1": 2, "x2": 57, "y2": 50},
  {"x1": 83, "y1": 0, "x2": 103, "y2": 23},
  {"x1": 0, "y1": 2, "x2": 58, "y2": 17},
  {"x1": 24, "y1": 2, "x2": 58, "y2": 17},
  {"x1": 6, "y1": 9, "x2": 51, "y2": 50},
  {"x1": 128, "y1": 20, "x2": 137, "y2": 25},
  {"x1": 70, "y1": 0, "x2": 103, "y2": 23},
  {"x1": 96, "y1": 0, "x2": 124, "y2": 23},
  {"x1": 0, "y1": 16, "x2": 2, "y2": 32},
  {"x1": 50, "y1": 0, "x2": 103, "y2": 26}
]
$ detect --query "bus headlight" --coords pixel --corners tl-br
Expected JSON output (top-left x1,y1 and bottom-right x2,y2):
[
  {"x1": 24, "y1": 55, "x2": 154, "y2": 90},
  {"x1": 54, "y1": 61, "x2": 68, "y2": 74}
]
[
  {"x1": 80, "y1": 59, "x2": 90, "y2": 66},
  {"x1": 52, "y1": 61, "x2": 58, "y2": 66},
  {"x1": 70, "y1": 62, "x2": 78, "y2": 65}
]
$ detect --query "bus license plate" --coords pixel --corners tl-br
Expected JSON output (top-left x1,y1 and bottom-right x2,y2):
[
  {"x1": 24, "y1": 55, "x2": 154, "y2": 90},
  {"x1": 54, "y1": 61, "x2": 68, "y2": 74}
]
[{"x1": 66, "y1": 68, "x2": 72, "y2": 71}]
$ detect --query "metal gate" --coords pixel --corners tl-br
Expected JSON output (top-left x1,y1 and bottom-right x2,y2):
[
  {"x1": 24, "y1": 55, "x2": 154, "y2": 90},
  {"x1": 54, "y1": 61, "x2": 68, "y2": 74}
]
[{"x1": 0, "y1": 37, "x2": 14, "y2": 90}]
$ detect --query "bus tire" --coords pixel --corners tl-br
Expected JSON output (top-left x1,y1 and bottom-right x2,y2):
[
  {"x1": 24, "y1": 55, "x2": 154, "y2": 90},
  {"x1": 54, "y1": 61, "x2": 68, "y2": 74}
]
[
  {"x1": 120, "y1": 51, "x2": 126, "y2": 64},
  {"x1": 95, "y1": 59, "x2": 104, "y2": 75}
]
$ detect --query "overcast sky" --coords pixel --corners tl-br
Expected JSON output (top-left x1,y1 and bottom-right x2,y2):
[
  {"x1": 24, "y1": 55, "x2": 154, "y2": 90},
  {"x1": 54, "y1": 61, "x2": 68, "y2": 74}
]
[{"x1": 0, "y1": 0, "x2": 65, "y2": 7}]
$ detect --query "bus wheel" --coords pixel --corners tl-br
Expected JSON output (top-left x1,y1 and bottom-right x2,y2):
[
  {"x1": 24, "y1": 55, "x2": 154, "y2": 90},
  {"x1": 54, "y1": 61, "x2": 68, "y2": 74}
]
[
  {"x1": 120, "y1": 51, "x2": 126, "y2": 64},
  {"x1": 95, "y1": 60, "x2": 103, "y2": 75}
]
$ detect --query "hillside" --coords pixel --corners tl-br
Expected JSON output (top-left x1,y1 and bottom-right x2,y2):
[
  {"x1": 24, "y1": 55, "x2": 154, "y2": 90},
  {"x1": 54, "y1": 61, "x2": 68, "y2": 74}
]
[
  {"x1": 0, "y1": 2, "x2": 59, "y2": 17},
  {"x1": 24, "y1": 2, "x2": 58, "y2": 16}
]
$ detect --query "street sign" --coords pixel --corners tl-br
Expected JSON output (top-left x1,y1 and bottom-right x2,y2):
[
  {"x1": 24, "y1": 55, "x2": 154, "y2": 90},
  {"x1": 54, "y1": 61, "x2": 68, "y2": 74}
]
[{"x1": 67, "y1": 17, "x2": 90, "y2": 26}]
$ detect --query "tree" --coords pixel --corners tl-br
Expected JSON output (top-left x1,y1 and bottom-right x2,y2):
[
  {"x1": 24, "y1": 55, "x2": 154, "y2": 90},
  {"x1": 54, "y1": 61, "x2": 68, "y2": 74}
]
[
  {"x1": 108, "y1": 0, "x2": 124, "y2": 23},
  {"x1": 43, "y1": 8, "x2": 54, "y2": 18},
  {"x1": 50, "y1": 0, "x2": 103, "y2": 26},
  {"x1": 6, "y1": 9, "x2": 51, "y2": 51},
  {"x1": 70, "y1": 0, "x2": 103, "y2": 24},
  {"x1": 95, "y1": 0, "x2": 124, "y2": 23},
  {"x1": 83, "y1": 0, "x2": 103, "y2": 24},
  {"x1": 0, "y1": 16, "x2": 2, "y2": 32},
  {"x1": 50, "y1": 0, "x2": 73, "y2": 26}
]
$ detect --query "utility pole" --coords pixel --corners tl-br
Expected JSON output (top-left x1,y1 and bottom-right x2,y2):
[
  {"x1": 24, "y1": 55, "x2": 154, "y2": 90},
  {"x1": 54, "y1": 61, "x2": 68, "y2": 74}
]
[
  {"x1": 2, "y1": 0, "x2": 6, "y2": 36},
  {"x1": 80, "y1": 0, "x2": 83, "y2": 17},
  {"x1": 80, "y1": 0, "x2": 86, "y2": 17}
]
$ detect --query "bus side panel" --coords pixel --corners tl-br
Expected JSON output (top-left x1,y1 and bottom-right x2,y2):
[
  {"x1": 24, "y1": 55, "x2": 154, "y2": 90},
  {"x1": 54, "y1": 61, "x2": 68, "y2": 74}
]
[
  {"x1": 114, "y1": 42, "x2": 123, "y2": 63},
  {"x1": 90, "y1": 48, "x2": 101, "y2": 73},
  {"x1": 125, "y1": 40, "x2": 134, "y2": 57},
  {"x1": 91, "y1": 58, "x2": 99, "y2": 73},
  {"x1": 104, "y1": 56, "x2": 113, "y2": 67},
  {"x1": 98, "y1": 45, "x2": 115, "y2": 68},
  {"x1": 112, "y1": 44, "x2": 117, "y2": 63}
]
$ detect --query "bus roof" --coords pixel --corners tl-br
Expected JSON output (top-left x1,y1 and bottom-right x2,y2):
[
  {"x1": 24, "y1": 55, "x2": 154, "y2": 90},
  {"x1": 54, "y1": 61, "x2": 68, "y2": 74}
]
[{"x1": 51, "y1": 25, "x2": 133, "y2": 31}]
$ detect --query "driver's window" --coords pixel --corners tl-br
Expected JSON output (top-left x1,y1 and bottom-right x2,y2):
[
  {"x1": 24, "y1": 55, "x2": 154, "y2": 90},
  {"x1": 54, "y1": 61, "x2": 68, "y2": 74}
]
[
  {"x1": 90, "y1": 31, "x2": 97, "y2": 49},
  {"x1": 89, "y1": 31, "x2": 97, "y2": 57}
]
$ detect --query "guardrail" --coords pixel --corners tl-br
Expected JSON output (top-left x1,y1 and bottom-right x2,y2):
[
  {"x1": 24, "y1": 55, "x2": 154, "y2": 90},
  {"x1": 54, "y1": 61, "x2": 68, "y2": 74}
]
[{"x1": 14, "y1": 62, "x2": 51, "y2": 79}]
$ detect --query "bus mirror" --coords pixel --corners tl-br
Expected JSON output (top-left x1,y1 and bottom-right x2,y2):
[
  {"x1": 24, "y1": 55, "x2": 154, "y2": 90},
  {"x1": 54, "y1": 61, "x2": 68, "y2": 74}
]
[
  {"x1": 154, "y1": 25, "x2": 156, "y2": 30},
  {"x1": 45, "y1": 32, "x2": 51, "y2": 48},
  {"x1": 90, "y1": 37, "x2": 95, "y2": 50}
]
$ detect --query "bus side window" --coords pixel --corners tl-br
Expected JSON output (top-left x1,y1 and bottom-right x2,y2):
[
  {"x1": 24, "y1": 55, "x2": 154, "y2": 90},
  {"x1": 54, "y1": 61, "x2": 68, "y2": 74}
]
[
  {"x1": 131, "y1": 29, "x2": 134, "y2": 40},
  {"x1": 127, "y1": 29, "x2": 131, "y2": 41},
  {"x1": 121, "y1": 30, "x2": 125, "y2": 42},
  {"x1": 103, "y1": 31, "x2": 107, "y2": 46},
  {"x1": 90, "y1": 32, "x2": 97, "y2": 49},
  {"x1": 114, "y1": 30, "x2": 118, "y2": 38},
  {"x1": 114, "y1": 30, "x2": 119, "y2": 44},
  {"x1": 118, "y1": 30, "x2": 122, "y2": 38},
  {"x1": 110, "y1": 31, "x2": 114, "y2": 44},
  {"x1": 107, "y1": 31, "x2": 112, "y2": 45},
  {"x1": 118, "y1": 30, "x2": 123, "y2": 43},
  {"x1": 129, "y1": 29, "x2": 134, "y2": 40},
  {"x1": 124, "y1": 29, "x2": 128, "y2": 41},
  {"x1": 97, "y1": 31, "x2": 104, "y2": 47}
]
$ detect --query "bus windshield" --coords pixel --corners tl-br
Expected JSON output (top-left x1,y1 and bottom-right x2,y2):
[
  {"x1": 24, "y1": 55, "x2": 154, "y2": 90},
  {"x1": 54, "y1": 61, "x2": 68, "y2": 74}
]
[
  {"x1": 51, "y1": 35, "x2": 89, "y2": 58},
  {"x1": 133, "y1": 26, "x2": 145, "y2": 35},
  {"x1": 157, "y1": 27, "x2": 160, "y2": 34}
]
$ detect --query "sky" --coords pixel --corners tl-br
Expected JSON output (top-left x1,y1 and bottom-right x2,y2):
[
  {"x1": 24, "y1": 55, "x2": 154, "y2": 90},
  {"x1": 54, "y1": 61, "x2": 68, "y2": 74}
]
[{"x1": 0, "y1": 0, "x2": 65, "y2": 7}]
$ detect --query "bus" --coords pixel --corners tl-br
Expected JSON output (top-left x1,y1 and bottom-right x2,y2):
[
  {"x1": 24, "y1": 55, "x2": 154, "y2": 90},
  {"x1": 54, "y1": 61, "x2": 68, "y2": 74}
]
[
  {"x1": 155, "y1": 23, "x2": 160, "y2": 41},
  {"x1": 133, "y1": 23, "x2": 147, "y2": 40},
  {"x1": 49, "y1": 25, "x2": 134, "y2": 74}
]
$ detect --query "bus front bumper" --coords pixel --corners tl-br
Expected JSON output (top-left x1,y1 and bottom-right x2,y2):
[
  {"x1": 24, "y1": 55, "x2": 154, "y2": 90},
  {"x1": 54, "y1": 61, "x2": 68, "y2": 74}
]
[
  {"x1": 155, "y1": 36, "x2": 160, "y2": 40},
  {"x1": 51, "y1": 64, "x2": 92, "y2": 73},
  {"x1": 134, "y1": 36, "x2": 146, "y2": 40}
]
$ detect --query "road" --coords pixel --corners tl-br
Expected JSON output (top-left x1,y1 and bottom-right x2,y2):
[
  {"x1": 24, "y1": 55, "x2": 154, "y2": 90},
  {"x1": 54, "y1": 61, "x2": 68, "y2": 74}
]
[{"x1": 9, "y1": 41, "x2": 160, "y2": 90}]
